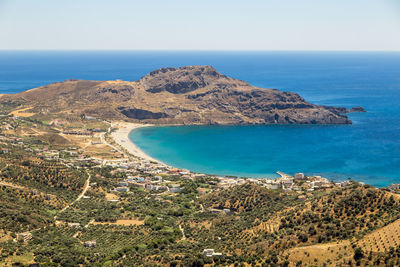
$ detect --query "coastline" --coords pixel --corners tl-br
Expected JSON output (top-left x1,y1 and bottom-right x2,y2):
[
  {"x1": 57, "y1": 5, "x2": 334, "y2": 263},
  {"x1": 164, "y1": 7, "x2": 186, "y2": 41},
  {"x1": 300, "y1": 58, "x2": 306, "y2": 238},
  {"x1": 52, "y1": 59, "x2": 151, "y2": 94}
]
[
  {"x1": 111, "y1": 122, "x2": 163, "y2": 164},
  {"x1": 111, "y1": 122, "x2": 279, "y2": 179},
  {"x1": 110, "y1": 122, "x2": 392, "y2": 187}
]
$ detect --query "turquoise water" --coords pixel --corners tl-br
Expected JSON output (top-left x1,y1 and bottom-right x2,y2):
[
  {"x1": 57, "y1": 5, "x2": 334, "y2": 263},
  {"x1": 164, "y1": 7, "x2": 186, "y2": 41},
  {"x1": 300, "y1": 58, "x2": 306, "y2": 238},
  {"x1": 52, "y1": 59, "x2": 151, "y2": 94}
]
[
  {"x1": 130, "y1": 117, "x2": 399, "y2": 187},
  {"x1": 0, "y1": 51, "x2": 399, "y2": 187}
]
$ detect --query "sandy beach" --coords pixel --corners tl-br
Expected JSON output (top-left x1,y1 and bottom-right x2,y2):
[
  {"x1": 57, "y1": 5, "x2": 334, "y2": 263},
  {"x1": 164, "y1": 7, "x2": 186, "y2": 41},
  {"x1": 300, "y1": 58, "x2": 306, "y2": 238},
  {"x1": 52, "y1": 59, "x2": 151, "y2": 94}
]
[{"x1": 111, "y1": 122, "x2": 162, "y2": 163}]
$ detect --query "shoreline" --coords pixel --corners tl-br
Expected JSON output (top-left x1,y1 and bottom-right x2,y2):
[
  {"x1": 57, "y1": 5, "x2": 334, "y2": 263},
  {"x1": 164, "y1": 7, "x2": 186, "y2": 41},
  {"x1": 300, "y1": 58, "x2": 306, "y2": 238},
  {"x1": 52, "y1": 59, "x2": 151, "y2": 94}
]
[
  {"x1": 111, "y1": 122, "x2": 281, "y2": 179},
  {"x1": 111, "y1": 122, "x2": 163, "y2": 164},
  {"x1": 110, "y1": 122, "x2": 276, "y2": 179},
  {"x1": 110, "y1": 122, "x2": 388, "y2": 187}
]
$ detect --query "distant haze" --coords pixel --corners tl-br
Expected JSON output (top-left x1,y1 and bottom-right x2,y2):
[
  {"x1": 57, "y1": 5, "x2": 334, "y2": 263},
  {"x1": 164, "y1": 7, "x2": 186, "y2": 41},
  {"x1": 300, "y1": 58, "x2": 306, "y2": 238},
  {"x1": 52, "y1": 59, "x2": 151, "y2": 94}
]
[{"x1": 0, "y1": 0, "x2": 399, "y2": 51}]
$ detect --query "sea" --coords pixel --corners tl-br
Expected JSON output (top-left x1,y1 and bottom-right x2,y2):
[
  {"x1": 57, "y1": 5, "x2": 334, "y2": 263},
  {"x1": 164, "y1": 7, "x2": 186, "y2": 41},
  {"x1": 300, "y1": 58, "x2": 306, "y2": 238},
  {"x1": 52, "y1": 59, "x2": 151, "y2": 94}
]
[{"x1": 1, "y1": 51, "x2": 399, "y2": 187}]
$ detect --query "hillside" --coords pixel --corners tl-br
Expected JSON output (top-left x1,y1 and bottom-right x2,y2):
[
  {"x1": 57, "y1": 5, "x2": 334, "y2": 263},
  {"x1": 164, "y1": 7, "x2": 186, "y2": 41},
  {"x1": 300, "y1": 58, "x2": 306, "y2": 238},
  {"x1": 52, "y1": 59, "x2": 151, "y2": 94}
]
[
  {"x1": 0, "y1": 111, "x2": 399, "y2": 266},
  {"x1": 183, "y1": 182, "x2": 400, "y2": 266},
  {"x1": 0, "y1": 65, "x2": 353, "y2": 125}
]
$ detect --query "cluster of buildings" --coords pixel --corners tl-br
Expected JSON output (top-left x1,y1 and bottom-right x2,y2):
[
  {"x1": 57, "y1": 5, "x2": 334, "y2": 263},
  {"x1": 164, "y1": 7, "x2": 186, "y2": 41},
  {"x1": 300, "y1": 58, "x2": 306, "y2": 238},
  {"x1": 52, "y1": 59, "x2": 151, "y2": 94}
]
[
  {"x1": 1, "y1": 112, "x2": 352, "y2": 201},
  {"x1": 114, "y1": 174, "x2": 185, "y2": 194},
  {"x1": 388, "y1": 183, "x2": 400, "y2": 192},
  {"x1": 62, "y1": 130, "x2": 93, "y2": 136},
  {"x1": 1, "y1": 121, "x2": 351, "y2": 199},
  {"x1": 84, "y1": 240, "x2": 97, "y2": 248},
  {"x1": 215, "y1": 171, "x2": 350, "y2": 194},
  {"x1": 1, "y1": 120, "x2": 14, "y2": 131},
  {"x1": 0, "y1": 115, "x2": 355, "y2": 202},
  {"x1": 16, "y1": 232, "x2": 32, "y2": 243}
]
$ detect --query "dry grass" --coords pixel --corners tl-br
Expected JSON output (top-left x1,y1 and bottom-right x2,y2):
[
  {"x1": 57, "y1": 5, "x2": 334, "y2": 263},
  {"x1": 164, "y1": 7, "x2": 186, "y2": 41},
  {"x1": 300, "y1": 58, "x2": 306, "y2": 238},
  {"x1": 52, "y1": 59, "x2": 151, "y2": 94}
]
[
  {"x1": 14, "y1": 126, "x2": 40, "y2": 136},
  {"x1": 189, "y1": 221, "x2": 212, "y2": 230},
  {"x1": 61, "y1": 134, "x2": 92, "y2": 146},
  {"x1": 287, "y1": 240, "x2": 352, "y2": 266},
  {"x1": 0, "y1": 253, "x2": 35, "y2": 267},
  {"x1": 105, "y1": 192, "x2": 119, "y2": 201},
  {"x1": 357, "y1": 218, "x2": 400, "y2": 253},
  {"x1": 82, "y1": 144, "x2": 123, "y2": 159},
  {"x1": 8, "y1": 107, "x2": 36, "y2": 117},
  {"x1": 0, "y1": 230, "x2": 11, "y2": 242}
]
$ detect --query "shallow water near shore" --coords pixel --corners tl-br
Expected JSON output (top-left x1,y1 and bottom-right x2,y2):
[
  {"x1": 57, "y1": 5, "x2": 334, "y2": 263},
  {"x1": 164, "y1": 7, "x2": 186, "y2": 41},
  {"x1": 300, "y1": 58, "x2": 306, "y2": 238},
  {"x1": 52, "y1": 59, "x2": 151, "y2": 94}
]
[
  {"x1": 1, "y1": 51, "x2": 400, "y2": 187},
  {"x1": 129, "y1": 116, "x2": 399, "y2": 187}
]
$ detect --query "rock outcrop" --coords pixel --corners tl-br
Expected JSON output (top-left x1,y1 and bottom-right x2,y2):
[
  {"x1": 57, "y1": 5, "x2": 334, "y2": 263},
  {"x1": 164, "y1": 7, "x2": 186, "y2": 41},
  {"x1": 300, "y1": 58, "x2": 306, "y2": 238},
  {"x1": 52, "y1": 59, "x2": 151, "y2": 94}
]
[
  {"x1": 350, "y1": 106, "x2": 366, "y2": 112},
  {"x1": 0, "y1": 65, "x2": 353, "y2": 125}
]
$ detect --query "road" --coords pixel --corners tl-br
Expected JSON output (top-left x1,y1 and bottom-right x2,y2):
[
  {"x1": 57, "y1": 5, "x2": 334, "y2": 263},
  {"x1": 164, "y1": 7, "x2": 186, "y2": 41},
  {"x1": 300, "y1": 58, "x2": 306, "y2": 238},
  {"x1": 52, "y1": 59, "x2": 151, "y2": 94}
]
[
  {"x1": 179, "y1": 224, "x2": 186, "y2": 240},
  {"x1": 55, "y1": 170, "x2": 91, "y2": 219},
  {"x1": 276, "y1": 171, "x2": 291, "y2": 179},
  {"x1": 99, "y1": 125, "x2": 127, "y2": 158},
  {"x1": 99, "y1": 130, "x2": 127, "y2": 165},
  {"x1": 200, "y1": 204, "x2": 205, "y2": 212},
  {"x1": 0, "y1": 181, "x2": 25, "y2": 190}
]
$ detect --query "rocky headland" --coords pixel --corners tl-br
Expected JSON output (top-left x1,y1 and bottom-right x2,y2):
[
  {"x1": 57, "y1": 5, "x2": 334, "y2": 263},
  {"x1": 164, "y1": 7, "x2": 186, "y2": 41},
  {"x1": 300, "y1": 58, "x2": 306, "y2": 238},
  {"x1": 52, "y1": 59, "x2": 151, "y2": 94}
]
[{"x1": 0, "y1": 65, "x2": 361, "y2": 125}]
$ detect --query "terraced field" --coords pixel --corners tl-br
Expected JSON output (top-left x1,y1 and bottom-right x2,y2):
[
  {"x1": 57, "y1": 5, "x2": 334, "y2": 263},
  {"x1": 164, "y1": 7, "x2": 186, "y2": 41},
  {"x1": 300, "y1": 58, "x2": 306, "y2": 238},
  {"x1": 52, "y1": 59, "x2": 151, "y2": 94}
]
[
  {"x1": 357, "y1": 218, "x2": 400, "y2": 252},
  {"x1": 287, "y1": 218, "x2": 400, "y2": 266}
]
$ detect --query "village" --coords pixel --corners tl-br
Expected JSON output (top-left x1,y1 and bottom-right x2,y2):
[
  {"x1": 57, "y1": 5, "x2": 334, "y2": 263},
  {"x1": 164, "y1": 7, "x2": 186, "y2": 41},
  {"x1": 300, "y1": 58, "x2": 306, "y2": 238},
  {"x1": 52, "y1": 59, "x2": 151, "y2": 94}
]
[{"x1": 0, "y1": 114, "x2": 354, "y2": 206}]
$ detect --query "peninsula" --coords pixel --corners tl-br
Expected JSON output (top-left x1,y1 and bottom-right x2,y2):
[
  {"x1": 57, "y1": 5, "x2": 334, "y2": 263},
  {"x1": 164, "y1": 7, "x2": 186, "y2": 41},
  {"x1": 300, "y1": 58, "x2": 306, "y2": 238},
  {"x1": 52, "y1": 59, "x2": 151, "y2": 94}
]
[{"x1": 0, "y1": 65, "x2": 355, "y2": 125}]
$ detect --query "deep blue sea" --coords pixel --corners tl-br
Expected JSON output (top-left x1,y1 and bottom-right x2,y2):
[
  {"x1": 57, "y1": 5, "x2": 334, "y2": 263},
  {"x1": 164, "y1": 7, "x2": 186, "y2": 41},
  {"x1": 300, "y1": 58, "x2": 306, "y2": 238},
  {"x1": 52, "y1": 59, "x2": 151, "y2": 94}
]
[{"x1": 1, "y1": 51, "x2": 399, "y2": 187}]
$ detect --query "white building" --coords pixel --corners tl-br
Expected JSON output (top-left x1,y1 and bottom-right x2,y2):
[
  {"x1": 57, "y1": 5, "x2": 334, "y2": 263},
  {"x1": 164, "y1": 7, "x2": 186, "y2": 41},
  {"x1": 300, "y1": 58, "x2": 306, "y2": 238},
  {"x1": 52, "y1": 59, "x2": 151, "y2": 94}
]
[
  {"x1": 115, "y1": 186, "x2": 129, "y2": 192},
  {"x1": 203, "y1": 249, "x2": 222, "y2": 257},
  {"x1": 294, "y1": 173, "x2": 305, "y2": 180}
]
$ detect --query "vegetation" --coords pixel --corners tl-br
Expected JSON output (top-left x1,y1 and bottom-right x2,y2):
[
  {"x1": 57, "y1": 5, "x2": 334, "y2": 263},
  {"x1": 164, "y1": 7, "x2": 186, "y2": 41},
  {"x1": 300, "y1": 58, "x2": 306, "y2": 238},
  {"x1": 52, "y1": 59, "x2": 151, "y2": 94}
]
[{"x1": 1, "y1": 112, "x2": 400, "y2": 266}]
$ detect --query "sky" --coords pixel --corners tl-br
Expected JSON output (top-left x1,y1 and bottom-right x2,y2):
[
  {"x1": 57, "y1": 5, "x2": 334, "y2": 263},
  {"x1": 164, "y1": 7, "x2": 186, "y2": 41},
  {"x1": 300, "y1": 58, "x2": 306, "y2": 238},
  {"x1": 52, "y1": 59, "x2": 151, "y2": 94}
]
[{"x1": 0, "y1": 0, "x2": 399, "y2": 51}]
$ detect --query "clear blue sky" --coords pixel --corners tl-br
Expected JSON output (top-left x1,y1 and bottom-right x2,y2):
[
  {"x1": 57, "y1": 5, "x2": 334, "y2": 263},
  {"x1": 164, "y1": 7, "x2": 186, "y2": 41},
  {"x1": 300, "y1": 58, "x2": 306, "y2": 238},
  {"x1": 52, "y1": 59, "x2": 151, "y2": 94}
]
[{"x1": 0, "y1": 0, "x2": 399, "y2": 50}]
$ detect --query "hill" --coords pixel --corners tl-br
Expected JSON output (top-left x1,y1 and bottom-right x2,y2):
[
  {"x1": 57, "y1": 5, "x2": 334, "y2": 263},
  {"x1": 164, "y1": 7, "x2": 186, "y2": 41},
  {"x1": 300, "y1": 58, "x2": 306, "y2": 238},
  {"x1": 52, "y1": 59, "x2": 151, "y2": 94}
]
[
  {"x1": 0, "y1": 65, "x2": 353, "y2": 125},
  {"x1": 182, "y1": 182, "x2": 400, "y2": 266},
  {"x1": 0, "y1": 116, "x2": 399, "y2": 266}
]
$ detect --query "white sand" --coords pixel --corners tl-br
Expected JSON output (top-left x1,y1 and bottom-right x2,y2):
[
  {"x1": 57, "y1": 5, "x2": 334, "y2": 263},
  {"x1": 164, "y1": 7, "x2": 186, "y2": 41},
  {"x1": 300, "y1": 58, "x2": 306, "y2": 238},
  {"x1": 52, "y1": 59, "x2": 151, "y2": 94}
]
[{"x1": 111, "y1": 122, "x2": 161, "y2": 163}]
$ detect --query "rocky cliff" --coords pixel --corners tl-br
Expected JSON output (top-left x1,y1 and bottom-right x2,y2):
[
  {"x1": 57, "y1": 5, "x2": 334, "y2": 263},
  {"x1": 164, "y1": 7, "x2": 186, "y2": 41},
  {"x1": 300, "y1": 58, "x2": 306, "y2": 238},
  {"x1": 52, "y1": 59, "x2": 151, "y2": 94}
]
[{"x1": 0, "y1": 65, "x2": 353, "y2": 125}]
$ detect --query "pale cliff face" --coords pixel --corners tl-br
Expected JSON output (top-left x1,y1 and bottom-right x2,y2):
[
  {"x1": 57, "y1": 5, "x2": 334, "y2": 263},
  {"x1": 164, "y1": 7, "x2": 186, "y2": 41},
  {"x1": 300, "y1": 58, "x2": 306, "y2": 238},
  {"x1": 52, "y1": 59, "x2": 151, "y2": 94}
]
[{"x1": 0, "y1": 65, "x2": 351, "y2": 125}]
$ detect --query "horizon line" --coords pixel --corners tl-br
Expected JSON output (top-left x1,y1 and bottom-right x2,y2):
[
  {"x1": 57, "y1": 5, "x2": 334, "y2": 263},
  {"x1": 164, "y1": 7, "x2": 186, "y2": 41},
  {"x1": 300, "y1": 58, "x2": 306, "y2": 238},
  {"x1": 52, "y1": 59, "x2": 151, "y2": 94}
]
[{"x1": 0, "y1": 49, "x2": 400, "y2": 53}]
